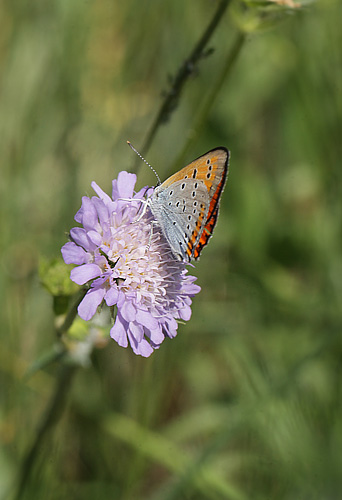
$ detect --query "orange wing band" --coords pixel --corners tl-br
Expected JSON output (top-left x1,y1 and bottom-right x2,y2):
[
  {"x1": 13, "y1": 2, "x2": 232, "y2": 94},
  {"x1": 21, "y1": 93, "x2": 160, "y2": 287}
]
[
  {"x1": 193, "y1": 206, "x2": 219, "y2": 259},
  {"x1": 193, "y1": 167, "x2": 227, "y2": 259}
]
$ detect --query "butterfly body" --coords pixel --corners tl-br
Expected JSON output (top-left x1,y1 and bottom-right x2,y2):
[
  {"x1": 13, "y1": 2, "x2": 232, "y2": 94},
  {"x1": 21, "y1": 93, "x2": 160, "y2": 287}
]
[{"x1": 148, "y1": 147, "x2": 229, "y2": 262}]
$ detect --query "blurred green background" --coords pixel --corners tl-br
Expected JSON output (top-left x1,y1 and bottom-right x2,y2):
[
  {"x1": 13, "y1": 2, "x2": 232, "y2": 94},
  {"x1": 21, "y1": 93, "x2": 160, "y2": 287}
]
[{"x1": 1, "y1": 0, "x2": 342, "y2": 499}]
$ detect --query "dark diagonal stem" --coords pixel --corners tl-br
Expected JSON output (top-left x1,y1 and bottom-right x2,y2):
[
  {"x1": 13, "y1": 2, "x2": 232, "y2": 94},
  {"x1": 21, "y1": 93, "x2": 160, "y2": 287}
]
[
  {"x1": 13, "y1": 289, "x2": 87, "y2": 500},
  {"x1": 174, "y1": 31, "x2": 246, "y2": 168},
  {"x1": 138, "y1": 0, "x2": 231, "y2": 161},
  {"x1": 14, "y1": 364, "x2": 77, "y2": 500},
  {"x1": 56, "y1": 287, "x2": 88, "y2": 338}
]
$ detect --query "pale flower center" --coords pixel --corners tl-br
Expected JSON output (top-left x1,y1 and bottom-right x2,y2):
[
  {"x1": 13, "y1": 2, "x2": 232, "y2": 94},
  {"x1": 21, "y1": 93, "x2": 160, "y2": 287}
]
[{"x1": 103, "y1": 219, "x2": 180, "y2": 309}]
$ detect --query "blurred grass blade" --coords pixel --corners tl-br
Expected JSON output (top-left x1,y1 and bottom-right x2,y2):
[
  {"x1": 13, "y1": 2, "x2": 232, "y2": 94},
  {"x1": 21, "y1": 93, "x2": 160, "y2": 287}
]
[{"x1": 103, "y1": 412, "x2": 247, "y2": 500}]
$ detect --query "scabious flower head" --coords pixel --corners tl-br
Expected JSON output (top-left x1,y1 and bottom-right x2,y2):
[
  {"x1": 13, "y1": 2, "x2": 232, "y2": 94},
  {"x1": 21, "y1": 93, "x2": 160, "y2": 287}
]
[{"x1": 61, "y1": 171, "x2": 201, "y2": 357}]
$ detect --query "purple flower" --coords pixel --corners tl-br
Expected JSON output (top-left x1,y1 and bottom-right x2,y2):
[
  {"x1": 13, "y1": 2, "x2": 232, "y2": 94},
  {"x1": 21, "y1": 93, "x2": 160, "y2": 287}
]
[{"x1": 61, "y1": 171, "x2": 201, "y2": 357}]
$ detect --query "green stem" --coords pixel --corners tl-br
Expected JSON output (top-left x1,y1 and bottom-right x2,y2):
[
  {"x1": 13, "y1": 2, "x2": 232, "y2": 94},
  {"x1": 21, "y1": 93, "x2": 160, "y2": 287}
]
[
  {"x1": 174, "y1": 31, "x2": 246, "y2": 170},
  {"x1": 23, "y1": 288, "x2": 88, "y2": 380},
  {"x1": 135, "y1": 0, "x2": 231, "y2": 166},
  {"x1": 12, "y1": 288, "x2": 86, "y2": 500},
  {"x1": 14, "y1": 363, "x2": 77, "y2": 500},
  {"x1": 56, "y1": 287, "x2": 88, "y2": 338}
]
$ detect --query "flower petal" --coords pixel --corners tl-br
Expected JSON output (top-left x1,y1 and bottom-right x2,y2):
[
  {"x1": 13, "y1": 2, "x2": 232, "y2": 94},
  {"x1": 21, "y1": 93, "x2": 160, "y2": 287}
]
[
  {"x1": 91, "y1": 181, "x2": 112, "y2": 203},
  {"x1": 74, "y1": 196, "x2": 89, "y2": 223},
  {"x1": 129, "y1": 321, "x2": 144, "y2": 343},
  {"x1": 148, "y1": 326, "x2": 164, "y2": 345},
  {"x1": 178, "y1": 304, "x2": 192, "y2": 321},
  {"x1": 87, "y1": 230, "x2": 103, "y2": 246},
  {"x1": 120, "y1": 300, "x2": 136, "y2": 322},
  {"x1": 127, "y1": 331, "x2": 153, "y2": 357},
  {"x1": 136, "y1": 308, "x2": 158, "y2": 330},
  {"x1": 163, "y1": 317, "x2": 178, "y2": 339},
  {"x1": 78, "y1": 287, "x2": 105, "y2": 321},
  {"x1": 79, "y1": 196, "x2": 99, "y2": 231},
  {"x1": 71, "y1": 264, "x2": 102, "y2": 285},
  {"x1": 92, "y1": 197, "x2": 110, "y2": 226},
  {"x1": 110, "y1": 315, "x2": 128, "y2": 348},
  {"x1": 184, "y1": 280, "x2": 201, "y2": 296},
  {"x1": 105, "y1": 286, "x2": 119, "y2": 306},
  {"x1": 134, "y1": 186, "x2": 150, "y2": 199},
  {"x1": 61, "y1": 241, "x2": 90, "y2": 265},
  {"x1": 112, "y1": 171, "x2": 137, "y2": 200},
  {"x1": 70, "y1": 227, "x2": 96, "y2": 251}
]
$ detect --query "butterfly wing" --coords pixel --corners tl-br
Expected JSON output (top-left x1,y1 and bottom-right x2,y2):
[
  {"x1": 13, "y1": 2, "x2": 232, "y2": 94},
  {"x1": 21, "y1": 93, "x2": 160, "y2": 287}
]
[
  {"x1": 150, "y1": 147, "x2": 229, "y2": 261},
  {"x1": 151, "y1": 178, "x2": 210, "y2": 261}
]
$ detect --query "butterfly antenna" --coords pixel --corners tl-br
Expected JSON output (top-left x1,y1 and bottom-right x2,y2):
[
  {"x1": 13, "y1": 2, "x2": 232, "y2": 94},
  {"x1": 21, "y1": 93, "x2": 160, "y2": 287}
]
[{"x1": 127, "y1": 141, "x2": 161, "y2": 185}]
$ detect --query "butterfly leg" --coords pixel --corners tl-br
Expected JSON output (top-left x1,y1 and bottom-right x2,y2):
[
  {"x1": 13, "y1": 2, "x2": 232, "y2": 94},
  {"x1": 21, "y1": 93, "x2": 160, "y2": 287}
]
[
  {"x1": 146, "y1": 219, "x2": 158, "y2": 253},
  {"x1": 133, "y1": 199, "x2": 150, "y2": 222},
  {"x1": 116, "y1": 197, "x2": 150, "y2": 223}
]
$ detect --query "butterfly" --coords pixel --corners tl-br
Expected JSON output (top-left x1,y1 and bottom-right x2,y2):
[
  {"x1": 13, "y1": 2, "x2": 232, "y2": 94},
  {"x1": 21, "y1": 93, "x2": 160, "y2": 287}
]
[{"x1": 147, "y1": 147, "x2": 230, "y2": 262}]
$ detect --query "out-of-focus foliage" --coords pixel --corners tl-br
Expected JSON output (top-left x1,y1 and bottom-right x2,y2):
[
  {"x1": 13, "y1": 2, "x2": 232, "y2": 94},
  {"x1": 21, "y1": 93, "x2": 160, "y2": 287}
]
[{"x1": 1, "y1": 0, "x2": 341, "y2": 499}]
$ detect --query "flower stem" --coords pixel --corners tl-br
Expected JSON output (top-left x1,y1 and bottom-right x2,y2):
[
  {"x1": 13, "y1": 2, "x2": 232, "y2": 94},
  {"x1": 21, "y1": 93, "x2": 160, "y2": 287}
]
[
  {"x1": 12, "y1": 288, "x2": 87, "y2": 500},
  {"x1": 56, "y1": 287, "x2": 88, "y2": 338},
  {"x1": 14, "y1": 363, "x2": 77, "y2": 500},
  {"x1": 136, "y1": 0, "x2": 231, "y2": 163},
  {"x1": 174, "y1": 31, "x2": 246, "y2": 169}
]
